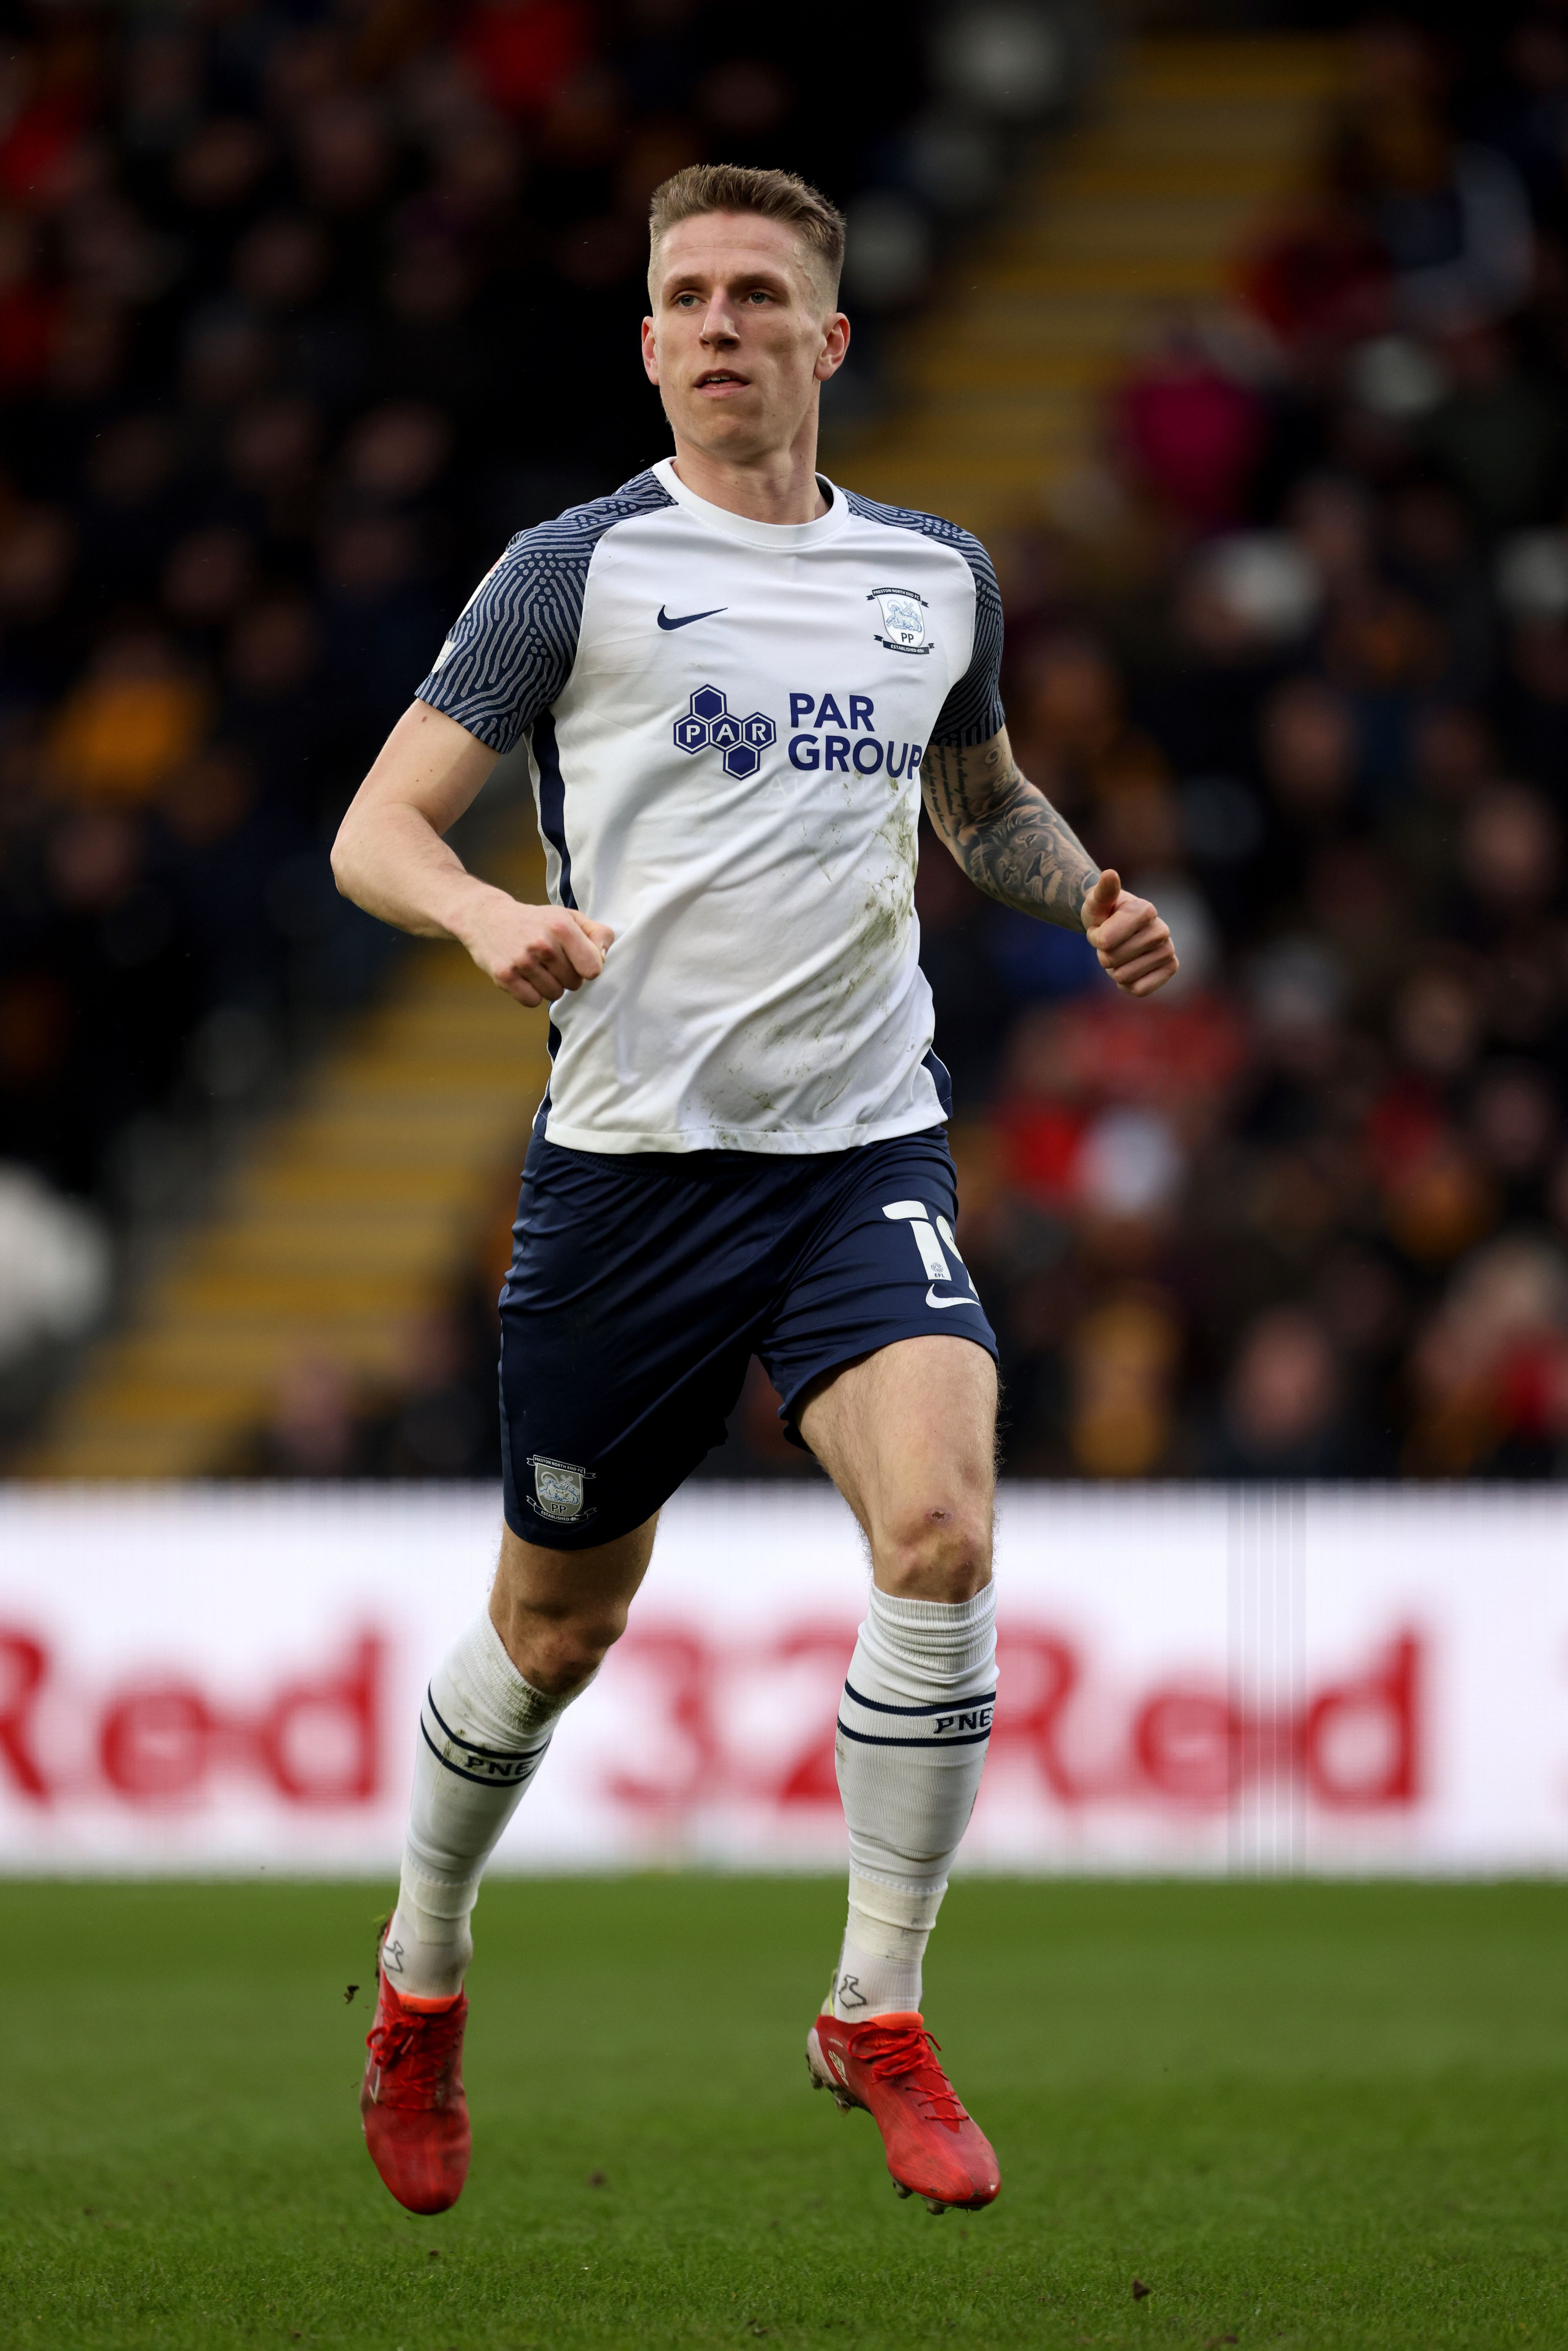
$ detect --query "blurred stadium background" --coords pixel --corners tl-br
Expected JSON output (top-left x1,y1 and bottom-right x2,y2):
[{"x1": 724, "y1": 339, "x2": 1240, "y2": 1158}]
[
  {"x1": 3, "y1": 0, "x2": 1568, "y2": 1878},
  {"x1": 6, "y1": 0, "x2": 1568, "y2": 1491},
  {"x1": 7, "y1": 11, "x2": 1568, "y2": 2348}
]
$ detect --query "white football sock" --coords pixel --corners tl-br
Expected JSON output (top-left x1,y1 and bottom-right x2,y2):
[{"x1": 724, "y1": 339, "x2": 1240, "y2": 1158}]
[
  {"x1": 383, "y1": 1609, "x2": 589, "y2": 2000},
  {"x1": 830, "y1": 1581, "x2": 996, "y2": 2021}
]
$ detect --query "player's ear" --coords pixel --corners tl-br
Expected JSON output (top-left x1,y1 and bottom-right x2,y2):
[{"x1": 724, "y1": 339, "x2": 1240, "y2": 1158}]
[
  {"x1": 814, "y1": 310, "x2": 850, "y2": 383},
  {"x1": 640, "y1": 314, "x2": 660, "y2": 385}
]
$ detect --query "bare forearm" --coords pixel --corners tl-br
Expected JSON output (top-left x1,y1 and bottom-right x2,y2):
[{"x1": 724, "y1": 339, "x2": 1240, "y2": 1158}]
[
  {"x1": 329, "y1": 699, "x2": 614, "y2": 1006},
  {"x1": 331, "y1": 799, "x2": 507, "y2": 944},
  {"x1": 921, "y1": 738, "x2": 1099, "y2": 928},
  {"x1": 330, "y1": 699, "x2": 505, "y2": 945}
]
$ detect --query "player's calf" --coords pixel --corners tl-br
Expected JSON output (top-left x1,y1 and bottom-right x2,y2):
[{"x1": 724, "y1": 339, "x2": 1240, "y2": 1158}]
[
  {"x1": 384, "y1": 1609, "x2": 573, "y2": 2001},
  {"x1": 830, "y1": 1582, "x2": 997, "y2": 2016}
]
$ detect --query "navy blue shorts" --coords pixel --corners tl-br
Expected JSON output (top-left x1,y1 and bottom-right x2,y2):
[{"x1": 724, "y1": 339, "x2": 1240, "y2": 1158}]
[{"x1": 498, "y1": 1124, "x2": 997, "y2": 1548}]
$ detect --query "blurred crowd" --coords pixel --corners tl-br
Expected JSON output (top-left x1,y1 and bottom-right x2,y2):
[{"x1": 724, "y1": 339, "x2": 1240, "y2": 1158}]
[
  {"x1": 935, "y1": 8, "x2": 1568, "y2": 1483},
  {"x1": 16, "y1": 2, "x2": 1568, "y2": 1485},
  {"x1": 402, "y1": 4, "x2": 1568, "y2": 1493},
  {"x1": 0, "y1": 0, "x2": 967, "y2": 1425}
]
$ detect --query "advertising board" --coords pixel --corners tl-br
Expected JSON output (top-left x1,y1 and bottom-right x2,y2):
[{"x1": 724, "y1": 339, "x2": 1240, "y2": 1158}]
[{"x1": 0, "y1": 1483, "x2": 1561, "y2": 1874}]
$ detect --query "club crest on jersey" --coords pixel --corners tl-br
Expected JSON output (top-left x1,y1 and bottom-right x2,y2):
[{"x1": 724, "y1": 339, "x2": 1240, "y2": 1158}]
[
  {"x1": 869, "y1": 587, "x2": 932, "y2": 655},
  {"x1": 527, "y1": 1455, "x2": 595, "y2": 1524},
  {"x1": 671, "y1": 685, "x2": 777, "y2": 778}
]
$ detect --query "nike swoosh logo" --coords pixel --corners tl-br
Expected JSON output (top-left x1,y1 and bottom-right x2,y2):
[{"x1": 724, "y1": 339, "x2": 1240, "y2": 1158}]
[
  {"x1": 926, "y1": 1286, "x2": 977, "y2": 1310},
  {"x1": 657, "y1": 604, "x2": 727, "y2": 630}
]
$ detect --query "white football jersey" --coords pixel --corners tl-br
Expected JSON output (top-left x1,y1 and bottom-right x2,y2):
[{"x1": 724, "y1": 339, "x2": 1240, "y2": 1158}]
[{"x1": 418, "y1": 457, "x2": 1004, "y2": 1155}]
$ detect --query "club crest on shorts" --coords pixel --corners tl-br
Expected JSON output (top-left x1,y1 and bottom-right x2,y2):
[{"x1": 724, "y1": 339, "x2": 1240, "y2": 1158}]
[
  {"x1": 527, "y1": 1455, "x2": 596, "y2": 1524},
  {"x1": 869, "y1": 586, "x2": 932, "y2": 655}
]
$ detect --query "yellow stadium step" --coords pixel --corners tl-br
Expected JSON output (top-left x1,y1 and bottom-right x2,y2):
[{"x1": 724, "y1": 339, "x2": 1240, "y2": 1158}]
[
  {"x1": 1122, "y1": 36, "x2": 1342, "y2": 100},
  {"x1": 23, "y1": 799, "x2": 549, "y2": 1479},
  {"x1": 825, "y1": 32, "x2": 1345, "y2": 541}
]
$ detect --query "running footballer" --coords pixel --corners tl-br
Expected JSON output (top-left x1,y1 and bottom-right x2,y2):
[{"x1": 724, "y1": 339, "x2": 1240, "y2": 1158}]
[{"x1": 332, "y1": 163, "x2": 1178, "y2": 2220}]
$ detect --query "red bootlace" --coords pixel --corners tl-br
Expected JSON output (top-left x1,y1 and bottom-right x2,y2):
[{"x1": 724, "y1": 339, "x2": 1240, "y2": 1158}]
[
  {"x1": 366, "y1": 2001, "x2": 465, "y2": 2107},
  {"x1": 848, "y1": 2021, "x2": 967, "y2": 2124}
]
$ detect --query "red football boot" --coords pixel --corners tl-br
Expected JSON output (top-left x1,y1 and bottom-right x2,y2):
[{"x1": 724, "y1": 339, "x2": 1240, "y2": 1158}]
[
  {"x1": 360, "y1": 1969, "x2": 471, "y2": 2214},
  {"x1": 807, "y1": 2010, "x2": 1000, "y2": 2213}
]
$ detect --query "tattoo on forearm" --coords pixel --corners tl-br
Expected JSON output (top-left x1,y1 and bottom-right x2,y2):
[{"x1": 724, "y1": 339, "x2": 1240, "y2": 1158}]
[{"x1": 920, "y1": 737, "x2": 1099, "y2": 928}]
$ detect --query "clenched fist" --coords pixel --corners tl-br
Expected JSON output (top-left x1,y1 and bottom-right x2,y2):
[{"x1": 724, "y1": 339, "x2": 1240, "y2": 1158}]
[
  {"x1": 1083, "y1": 869, "x2": 1179, "y2": 998},
  {"x1": 457, "y1": 891, "x2": 616, "y2": 1007}
]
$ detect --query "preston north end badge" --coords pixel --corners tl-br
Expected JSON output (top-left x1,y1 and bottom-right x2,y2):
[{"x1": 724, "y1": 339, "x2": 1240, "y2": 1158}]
[
  {"x1": 870, "y1": 587, "x2": 932, "y2": 655},
  {"x1": 528, "y1": 1455, "x2": 596, "y2": 1523}
]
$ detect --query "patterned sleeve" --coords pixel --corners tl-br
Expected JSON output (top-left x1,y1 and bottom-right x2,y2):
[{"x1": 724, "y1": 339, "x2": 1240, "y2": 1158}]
[
  {"x1": 415, "y1": 472, "x2": 674, "y2": 755},
  {"x1": 929, "y1": 532, "x2": 1005, "y2": 749},
  {"x1": 415, "y1": 530, "x2": 583, "y2": 755}
]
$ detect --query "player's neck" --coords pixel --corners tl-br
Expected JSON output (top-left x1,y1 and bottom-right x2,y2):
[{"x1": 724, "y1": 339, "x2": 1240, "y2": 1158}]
[{"x1": 667, "y1": 436, "x2": 829, "y2": 527}]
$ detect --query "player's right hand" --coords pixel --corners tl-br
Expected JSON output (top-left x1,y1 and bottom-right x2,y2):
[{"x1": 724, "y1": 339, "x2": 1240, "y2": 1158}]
[{"x1": 460, "y1": 895, "x2": 615, "y2": 1006}]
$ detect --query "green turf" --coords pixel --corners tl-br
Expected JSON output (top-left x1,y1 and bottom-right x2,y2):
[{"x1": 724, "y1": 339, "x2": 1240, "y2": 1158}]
[{"x1": 1, "y1": 1877, "x2": 1564, "y2": 2350}]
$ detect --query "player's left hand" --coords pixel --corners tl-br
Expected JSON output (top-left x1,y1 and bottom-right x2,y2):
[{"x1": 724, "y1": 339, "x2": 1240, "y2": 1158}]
[{"x1": 1082, "y1": 869, "x2": 1179, "y2": 998}]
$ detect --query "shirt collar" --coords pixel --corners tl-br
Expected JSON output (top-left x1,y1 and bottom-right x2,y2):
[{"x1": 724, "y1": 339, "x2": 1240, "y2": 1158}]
[{"x1": 652, "y1": 455, "x2": 848, "y2": 550}]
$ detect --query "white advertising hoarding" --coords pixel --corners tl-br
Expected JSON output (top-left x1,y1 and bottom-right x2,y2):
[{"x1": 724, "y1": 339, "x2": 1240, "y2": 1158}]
[{"x1": 0, "y1": 1482, "x2": 1562, "y2": 1875}]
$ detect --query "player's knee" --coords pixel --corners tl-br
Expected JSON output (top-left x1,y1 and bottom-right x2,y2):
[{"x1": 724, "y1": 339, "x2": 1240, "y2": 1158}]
[
  {"x1": 493, "y1": 1597, "x2": 629, "y2": 1695},
  {"x1": 524, "y1": 1631, "x2": 617, "y2": 1695},
  {"x1": 874, "y1": 1498, "x2": 991, "y2": 1603}
]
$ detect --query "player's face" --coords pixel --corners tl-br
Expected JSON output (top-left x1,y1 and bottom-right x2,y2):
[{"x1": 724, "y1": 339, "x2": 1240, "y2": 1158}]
[{"x1": 642, "y1": 212, "x2": 849, "y2": 466}]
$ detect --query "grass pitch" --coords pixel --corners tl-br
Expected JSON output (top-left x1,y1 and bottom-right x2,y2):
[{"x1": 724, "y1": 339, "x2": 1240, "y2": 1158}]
[{"x1": 1, "y1": 1877, "x2": 1564, "y2": 2350}]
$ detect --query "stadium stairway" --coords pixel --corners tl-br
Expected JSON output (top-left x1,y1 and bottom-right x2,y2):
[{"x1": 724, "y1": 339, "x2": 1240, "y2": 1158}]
[
  {"x1": 827, "y1": 33, "x2": 1343, "y2": 542},
  {"x1": 23, "y1": 809, "x2": 547, "y2": 1479},
  {"x1": 23, "y1": 33, "x2": 1340, "y2": 1481}
]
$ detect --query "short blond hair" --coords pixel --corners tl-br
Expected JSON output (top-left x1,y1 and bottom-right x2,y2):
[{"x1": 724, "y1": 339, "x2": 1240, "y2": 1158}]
[{"x1": 647, "y1": 163, "x2": 846, "y2": 299}]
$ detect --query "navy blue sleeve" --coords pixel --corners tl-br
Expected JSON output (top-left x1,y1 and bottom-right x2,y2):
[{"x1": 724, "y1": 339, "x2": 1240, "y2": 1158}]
[
  {"x1": 416, "y1": 472, "x2": 674, "y2": 755},
  {"x1": 842, "y1": 491, "x2": 1006, "y2": 748}
]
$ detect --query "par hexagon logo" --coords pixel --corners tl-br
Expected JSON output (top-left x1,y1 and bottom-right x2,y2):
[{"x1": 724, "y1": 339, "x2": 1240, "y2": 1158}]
[{"x1": 671, "y1": 685, "x2": 776, "y2": 779}]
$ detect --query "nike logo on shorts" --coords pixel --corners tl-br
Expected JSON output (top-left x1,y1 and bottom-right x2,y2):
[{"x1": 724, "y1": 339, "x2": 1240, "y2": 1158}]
[
  {"x1": 657, "y1": 604, "x2": 727, "y2": 630},
  {"x1": 926, "y1": 1286, "x2": 977, "y2": 1309}
]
